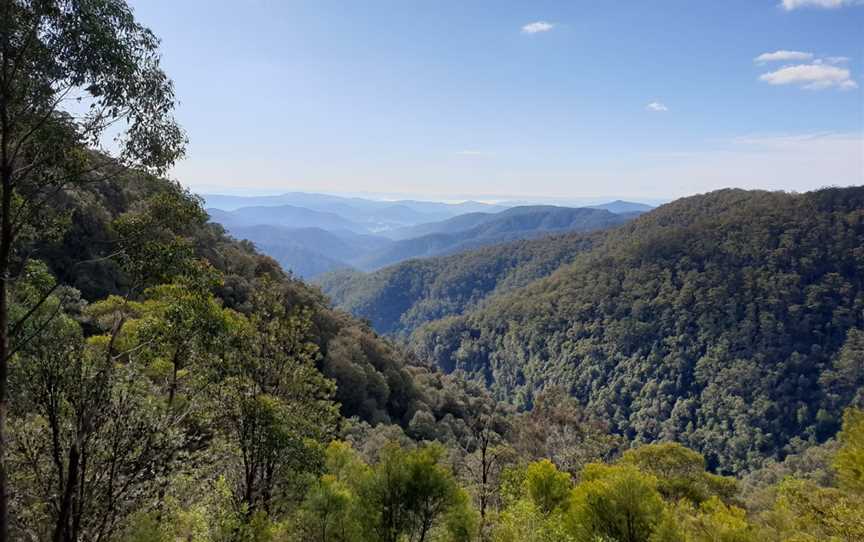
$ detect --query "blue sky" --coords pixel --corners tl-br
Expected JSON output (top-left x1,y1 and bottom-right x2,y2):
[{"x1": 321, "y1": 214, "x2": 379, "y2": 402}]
[{"x1": 129, "y1": 0, "x2": 863, "y2": 201}]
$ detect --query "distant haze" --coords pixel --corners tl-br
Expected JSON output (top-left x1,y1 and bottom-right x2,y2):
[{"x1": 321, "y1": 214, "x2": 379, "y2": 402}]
[
  {"x1": 202, "y1": 189, "x2": 668, "y2": 208},
  {"x1": 203, "y1": 191, "x2": 651, "y2": 279}
]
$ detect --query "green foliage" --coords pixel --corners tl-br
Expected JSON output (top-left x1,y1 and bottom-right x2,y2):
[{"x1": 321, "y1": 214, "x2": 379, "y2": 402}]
[
  {"x1": 620, "y1": 443, "x2": 737, "y2": 504},
  {"x1": 834, "y1": 408, "x2": 864, "y2": 495},
  {"x1": 9, "y1": 295, "x2": 184, "y2": 540},
  {"x1": 411, "y1": 187, "x2": 864, "y2": 473},
  {"x1": 511, "y1": 389, "x2": 623, "y2": 477},
  {"x1": 672, "y1": 498, "x2": 761, "y2": 542},
  {"x1": 112, "y1": 188, "x2": 208, "y2": 286},
  {"x1": 491, "y1": 498, "x2": 574, "y2": 542},
  {"x1": 442, "y1": 488, "x2": 480, "y2": 542},
  {"x1": 358, "y1": 443, "x2": 464, "y2": 542},
  {"x1": 498, "y1": 464, "x2": 529, "y2": 510},
  {"x1": 565, "y1": 463, "x2": 667, "y2": 542},
  {"x1": 768, "y1": 479, "x2": 864, "y2": 541},
  {"x1": 218, "y1": 280, "x2": 339, "y2": 514},
  {"x1": 525, "y1": 460, "x2": 572, "y2": 514},
  {"x1": 821, "y1": 329, "x2": 864, "y2": 416},
  {"x1": 318, "y1": 233, "x2": 601, "y2": 337},
  {"x1": 293, "y1": 441, "x2": 479, "y2": 542},
  {"x1": 299, "y1": 474, "x2": 359, "y2": 542}
]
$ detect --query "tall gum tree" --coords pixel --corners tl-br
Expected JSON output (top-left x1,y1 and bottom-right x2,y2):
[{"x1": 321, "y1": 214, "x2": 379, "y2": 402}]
[{"x1": 0, "y1": 1, "x2": 184, "y2": 539}]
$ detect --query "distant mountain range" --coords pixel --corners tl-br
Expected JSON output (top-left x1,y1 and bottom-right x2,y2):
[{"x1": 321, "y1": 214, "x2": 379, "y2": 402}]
[
  {"x1": 586, "y1": 200, "x2": 654, "y2": 214},
  {"x1": 355, "y1": 206, "x2": 635, "y2": 270},
  {"x1": 203, "y1": 192, "x2": 508, "y2": 232},
  {"x1": 204, "y1": 191, "x2": 653, "y2": 278},
  {"x1": 223, "y1": 225, "x2": 391, "y2": 278},
  {"x1": 209, "y1": 206, "x2": 368, "y2": 233}
]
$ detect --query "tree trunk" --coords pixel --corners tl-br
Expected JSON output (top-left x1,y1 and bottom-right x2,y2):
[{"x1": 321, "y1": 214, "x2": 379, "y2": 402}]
[
  {"x1": 480, "y1": 441, "x2": 488, "y2": 520},
  {"x1": 54, "y1": 442, "x2": 80, "y2": 542},
  {"x1": 0, "y1": 46, "x2": 12, "y2": 541}
]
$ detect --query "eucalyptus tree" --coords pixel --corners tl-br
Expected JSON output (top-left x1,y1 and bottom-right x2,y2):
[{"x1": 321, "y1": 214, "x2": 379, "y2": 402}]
[
  {"x1": 458, "y1": 396, "x2": 514, "y2": 532},
  {"x1": 220, "y1": 279, "x2": 339, "y2": 516},
  {"x1": 11, "y1": 295, "x2": 180, "y2": 542},
  {"x1": 0, "y1": 1, "x2": 185, "y2": 537}
]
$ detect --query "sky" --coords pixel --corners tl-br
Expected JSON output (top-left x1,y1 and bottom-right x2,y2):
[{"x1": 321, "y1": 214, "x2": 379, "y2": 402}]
[{"x1": 128, "y1": 0, "x2": 864, "y2": 201}]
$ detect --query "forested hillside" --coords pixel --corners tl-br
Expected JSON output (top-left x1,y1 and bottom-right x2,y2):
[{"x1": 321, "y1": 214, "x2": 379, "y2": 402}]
[
  {"x1": 318, "y1": 232, "x2": 602, "y2": 335},
  {"x1": 354, "y1": 206, "x2": 632, "y2": 270},
  {"x1": 10, "y1": 162, "x2": 520, "y2": 540},
  {"x1": 37, "y1": 171, "x2": 492, "y2": 430},
  {"x1": 221, "y1": 225, "x2": 389, "y2": 279},
  {"x1": 411, "y1": 187, "x2": 864, "y2": 474}
]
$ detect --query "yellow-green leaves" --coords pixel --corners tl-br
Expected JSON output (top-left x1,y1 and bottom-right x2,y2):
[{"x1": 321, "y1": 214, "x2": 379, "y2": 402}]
[
  {"x1": 620, "y1": 443, "x2": 738, "y2": 504},
  {"x1": 771, "y1": 479, "x2": 864, "y2": 541},
  {"x1": 835, "y1": 408, "x2": 864, "y2": 495},
  {"x1": 672, "y1": 497, "x2": 761, "y2": 542},
  {"x1": 525, "y1": 459, "x2": 572, "y2": 514},
  {"x1": 565, "y1": 463, "x2": 666, "y2": 542}
]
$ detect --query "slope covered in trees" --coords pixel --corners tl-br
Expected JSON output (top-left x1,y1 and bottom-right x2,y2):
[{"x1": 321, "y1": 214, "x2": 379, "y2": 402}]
[
  {"x1": 40, "y1": 171, "x2": 503, "y2": 430},
  {"x1": 317, "y1": 232, "x2": 602, "y2": 336},
  {"x1": 354, "y1": 206, "x2": 633, "y2": 270},
  {"x1": 411, "y1": 187, "x2": 864, "y2": 473},
  {"x1": 10, "y1": 163, "x2": 520, "y2": 540},
  {"x1": 219, "y1": 225, "x2": 389, "y2": 279}
]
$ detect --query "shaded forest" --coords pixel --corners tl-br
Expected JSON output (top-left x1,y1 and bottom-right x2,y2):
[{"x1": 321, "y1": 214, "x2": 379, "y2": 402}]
[{"x1": 317, "y1": 232, "x2": 602, "y2": 336}]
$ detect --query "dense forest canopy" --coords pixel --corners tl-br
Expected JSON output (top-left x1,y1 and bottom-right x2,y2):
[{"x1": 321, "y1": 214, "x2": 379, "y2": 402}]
[
  {"x1": 410, "y1": 187, "x2": 864, "y2": 473},
  {"x1": 317, "y1": 232, "x2": 602, "y2": 337}
]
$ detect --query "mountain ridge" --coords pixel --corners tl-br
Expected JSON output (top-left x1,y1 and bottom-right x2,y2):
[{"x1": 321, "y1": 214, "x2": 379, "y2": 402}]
[
  {"x1": 354, "y1": 206, "x2": 634, "y2": 270},
  {"x1": 210, "y1": 202, "x2": 642, "y2": 277},
  {"x1": 317, "y1": 231, "x2": 604, "y2": 335}
]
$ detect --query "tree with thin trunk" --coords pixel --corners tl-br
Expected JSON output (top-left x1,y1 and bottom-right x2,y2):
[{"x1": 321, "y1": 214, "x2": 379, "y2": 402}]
[
  {"x1": 220, "y1": 279, "x2": 339, "y2": 516},
  {"x1": 461, "y1": 410, "x2": 514, "y2": 537},
  {"x1": 0, "y1": 1, "x2": 184, "y2": 540}
]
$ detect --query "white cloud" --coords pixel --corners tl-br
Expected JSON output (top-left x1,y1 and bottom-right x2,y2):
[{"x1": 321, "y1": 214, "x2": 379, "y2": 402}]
[
  {"x1": 781, "y1": 0, "x2": 862, "y2": 9},
  {"x1": 646, "y1": 101, "x2": 669, "y2": 112},
  {"x1": 759, "y1": 63, "x2": 857, "y2": 89},
  {"x1": 456, "y1": 150, "x2": 490, "y2": 156},
  {"x1": 754, "y1": 50, "x2": 814, "y2": 63},
  {"x1": 521, "y1": 21, "x2": 554, "y2": 34},
  {"x1": 826, "y1": 56, "x2": 851, "y2": 64}
]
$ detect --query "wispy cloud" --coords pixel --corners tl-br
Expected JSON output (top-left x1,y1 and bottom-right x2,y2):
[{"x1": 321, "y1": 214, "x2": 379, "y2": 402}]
[
  {"x1": 731, "y1": 131, "x2": 845, "y2": 148},
  {"x1": 456, "y1": 150, "x2": 492, "y2": 157},
  {"x1": 755, "y1": 49, "x2": 857, "y2": 90},
  {"x1": 646, "y1": 101, "x2": 669, "y2": 112},
  {"x1": 754, "y1": 50, "x2": 814, "y2": 63},
  {"x1": 781, "y1": 0, "x2": 863, "y2": 9},
  {"x1": 521, "y1": 21, "x2": 554, "y2": 34},
  {"x1": 759, "y1": 63, "x2": 857, "y2": 90}
]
